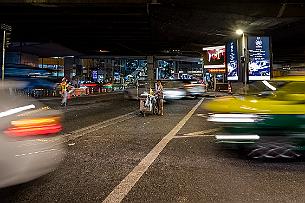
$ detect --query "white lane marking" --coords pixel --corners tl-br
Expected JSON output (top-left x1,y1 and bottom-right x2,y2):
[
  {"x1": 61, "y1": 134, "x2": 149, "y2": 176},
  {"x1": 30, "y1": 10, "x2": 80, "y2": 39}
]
[
  {"x1": 182, "y1": 128, "x2": 220, "y2": 137},
  {"x1": 66, "y1": 111, "x2": 135, "y2": 134},
  {"x1": 173, "y1": 134, "x2": 215, "y2": 138},
  {"x1": 196, "y1": 113, "x2": 207, "y2": 118},
  {"x1": 49, "y1": 111, "x2": 137, "y2": 145},
  {"x1": 61, "y1": 111, "x2": 137, "y2": 142},
  {"x1": 102, "y1": 98, "x2": 204, "y2": 203}
]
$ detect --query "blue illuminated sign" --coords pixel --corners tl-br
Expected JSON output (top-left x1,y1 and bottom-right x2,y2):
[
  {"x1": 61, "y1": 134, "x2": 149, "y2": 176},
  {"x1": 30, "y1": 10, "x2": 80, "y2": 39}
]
[
  {"x1": 226, "y1": 40, "x2": 238, "y2": 80},
  {"x1": 248, "y1": 36, "x2": 271, "y2": 80},
  {"x1": 92, "y1": 70, "x2": 98, "y2": 80}
]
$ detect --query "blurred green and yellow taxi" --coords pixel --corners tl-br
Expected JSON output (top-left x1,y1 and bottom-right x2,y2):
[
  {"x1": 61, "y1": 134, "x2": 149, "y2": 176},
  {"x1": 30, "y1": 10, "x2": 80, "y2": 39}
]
[{"x1": 204, "y1": 76, "x2": 305, "y2": 159}]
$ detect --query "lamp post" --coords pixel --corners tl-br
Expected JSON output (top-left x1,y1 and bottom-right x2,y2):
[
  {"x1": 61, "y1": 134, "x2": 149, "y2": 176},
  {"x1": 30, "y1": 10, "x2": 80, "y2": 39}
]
[
  {"x1": 1, "y1": 24, "x2": 12, "y2": 81},
  {"x1": 200, "y1": 58, "x2": 204, "y2": 81},
  {"x1": 236, "y1": 29, "x2": 248, "y2": 91},
  {"x1": 1, "y1": 30, "x2": 5, "y2": 81}
]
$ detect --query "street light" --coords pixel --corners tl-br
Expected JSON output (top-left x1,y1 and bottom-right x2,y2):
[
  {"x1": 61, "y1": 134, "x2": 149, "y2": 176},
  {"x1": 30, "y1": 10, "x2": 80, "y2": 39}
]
[
  {"x1": 235, "y1": 29, "x2": 244, "y2": 35},
  {"x1": 1, "y1": 24, "x2": 12, "y2": 81}
]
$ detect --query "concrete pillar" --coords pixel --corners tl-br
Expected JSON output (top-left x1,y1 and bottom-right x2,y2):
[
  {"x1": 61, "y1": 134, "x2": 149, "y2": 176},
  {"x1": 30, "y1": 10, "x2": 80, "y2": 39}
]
[
  {"x1": 111, "y1": 59, "x2": 115, "y2": 84},
  {"x1": 147, "y1": 56, "x2": 155, "y2": 86},
  {"x1": 213, "y1": 74, "x2": 217, "y2": 91},
  {"x1": 64, "y1": 57, "x2": 74, "y2": 81},
  {"x1": 155, "y1": 59, "x2": 159, "y2": 80}
]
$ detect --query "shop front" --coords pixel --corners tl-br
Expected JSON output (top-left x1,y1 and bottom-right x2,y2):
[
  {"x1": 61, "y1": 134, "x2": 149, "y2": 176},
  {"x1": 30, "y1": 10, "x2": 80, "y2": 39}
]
[
  {"x1": 205, "y1": 68, "x2": 227, "y2": 91},
  {"x1": 202, "y1": 46, "x2": 227, "y2": 91}
]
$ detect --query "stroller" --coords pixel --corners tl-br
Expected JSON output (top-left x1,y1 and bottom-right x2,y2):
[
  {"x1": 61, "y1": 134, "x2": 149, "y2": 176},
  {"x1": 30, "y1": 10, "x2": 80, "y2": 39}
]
[{"x1": 139, "y1": 92, "x2": 158, "y2": 116}]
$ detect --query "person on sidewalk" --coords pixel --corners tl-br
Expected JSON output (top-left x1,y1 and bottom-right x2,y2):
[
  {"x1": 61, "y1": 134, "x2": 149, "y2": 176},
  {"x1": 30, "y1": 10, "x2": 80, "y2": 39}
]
[
  {"x1": 155, "y1": 80, "x2": 164, "y2": 116},
  {"x1": 60, "y1": 77, "x2": 69, "y2": 107}
]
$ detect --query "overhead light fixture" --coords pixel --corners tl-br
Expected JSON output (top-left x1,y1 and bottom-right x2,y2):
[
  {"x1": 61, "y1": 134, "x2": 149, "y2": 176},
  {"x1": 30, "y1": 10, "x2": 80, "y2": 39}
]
[{"x1": 236, "y1": 29, "x2": 244, "y2": 35}]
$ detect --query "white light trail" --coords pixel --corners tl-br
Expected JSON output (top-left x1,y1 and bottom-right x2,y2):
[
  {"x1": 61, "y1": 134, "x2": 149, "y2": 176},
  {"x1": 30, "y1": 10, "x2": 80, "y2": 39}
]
[
  {"x1": 216, "y1": 135, "x2": 260, "y2": 140},
  {"x1": 0, "y1": 104, "x2": 35, "y2": 118}
]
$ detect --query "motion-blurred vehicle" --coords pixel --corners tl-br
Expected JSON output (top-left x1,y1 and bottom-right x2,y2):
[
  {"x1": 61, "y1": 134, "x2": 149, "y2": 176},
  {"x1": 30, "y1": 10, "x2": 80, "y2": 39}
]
[
  {"x1": 0, "y1": 81, "x2": 65, "y2": 188},
  {"x1": 14, "y1": 78, "x2": 57, "y2": 98},
  {"x1": 182, "y1": 79, "x2": 206, "y2": 98},
  {"x1": 204, "y1": 76, "x2": 305, "y2": 159},
  {"x1": 162, "y1": 80, "x2": 187, "y2": 100},
  {"x1": 124, "y1": 80, "x2": 148, "y2": 100},
  {"x1": 124, "y1": 80, "x2": 187, "y2": 100}
]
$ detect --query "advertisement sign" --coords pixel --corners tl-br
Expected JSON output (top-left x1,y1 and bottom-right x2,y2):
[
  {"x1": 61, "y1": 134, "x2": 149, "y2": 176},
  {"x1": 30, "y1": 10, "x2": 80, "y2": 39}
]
[
  {"x1": 226, "y1": 41, "x2": 238, "y2": 80},
  {"x1": 248, "y1": 36, "x2": 271, "y2": 80},
  {"x1": 202, "y1": 46, "x2": 225, "y2": 69},
  {"x1": 92, "y1": 70, "x2": 98, "y2": 80}
]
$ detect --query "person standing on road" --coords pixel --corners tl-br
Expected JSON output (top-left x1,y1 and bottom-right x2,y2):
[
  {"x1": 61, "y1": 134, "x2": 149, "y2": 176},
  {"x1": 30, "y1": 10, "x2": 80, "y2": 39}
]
[
  {"x1": 60, "y1": 77, "x2": 69, "y2": 107},
  {"x1": 155, "y1": 80, "x2": 164, "y2": 116}
]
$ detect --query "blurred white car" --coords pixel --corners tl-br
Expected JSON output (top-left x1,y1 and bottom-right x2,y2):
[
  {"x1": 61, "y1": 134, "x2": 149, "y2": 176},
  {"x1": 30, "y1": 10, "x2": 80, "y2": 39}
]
[
  {"x1": 182, "y1": 79, "x2": 206, "y2": 98},
  {"x1": 124, "y1": 80, "x2": 187, "y2": 100},
  {"x1": 0, "y1": 81, "x2": 66, "y2": 188}
]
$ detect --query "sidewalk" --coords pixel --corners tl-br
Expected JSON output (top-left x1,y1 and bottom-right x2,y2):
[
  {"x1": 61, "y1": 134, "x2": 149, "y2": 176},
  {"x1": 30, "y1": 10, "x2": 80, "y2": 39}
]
[{"x1": 38, "y1": 91, "x2": 123, "y2": 101}]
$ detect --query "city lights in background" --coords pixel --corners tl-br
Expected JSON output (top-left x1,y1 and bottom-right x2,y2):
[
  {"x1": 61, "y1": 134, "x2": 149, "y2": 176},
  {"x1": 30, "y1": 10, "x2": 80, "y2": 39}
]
[{"x1": 99, "y1": 50, "x2": 110, "y2": 53}]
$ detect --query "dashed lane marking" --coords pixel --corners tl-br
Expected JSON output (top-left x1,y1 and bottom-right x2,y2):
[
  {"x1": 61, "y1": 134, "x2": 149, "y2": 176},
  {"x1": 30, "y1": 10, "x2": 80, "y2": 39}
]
[
  {"x1": 179, "y1": 128, "x2": 220, "y2": 137},
  {"x1": 102, "y1": 98, "x2": 204, "y2": 203},
  {"x1": 174, "y1": 134, "x2": 215, "y2": 138}
]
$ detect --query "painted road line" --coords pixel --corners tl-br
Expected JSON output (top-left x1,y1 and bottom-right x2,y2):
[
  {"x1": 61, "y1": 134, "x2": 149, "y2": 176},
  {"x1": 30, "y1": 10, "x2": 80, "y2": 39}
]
[
  {"x1": 196, "y1": 113, "x2": 207, "y2": 118},
  {"x1": 181, "y1": 128, "x2": 220, "y2": 137},
  {"x1": 52, "y1": 111, "x2": 137, "y2": 144},
  {"x1": 66, "y1": 111, "x2": 136, "y2": 135},
  {"x1": 173, "y1": 134, "x2": 215, "y2": 138},
  {"x1": 102, "y1": 98, "x2": 204, "y2": 203}
]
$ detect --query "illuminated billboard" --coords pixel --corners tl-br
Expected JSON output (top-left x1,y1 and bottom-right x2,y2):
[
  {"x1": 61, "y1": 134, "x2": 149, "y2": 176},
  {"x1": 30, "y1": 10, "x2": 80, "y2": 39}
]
[
  {"x1": 248, "y1": 36, "x2": 271, "y2": 80},
  {"x1": 226, "y1": 41, "x2": 238, "y2": 80},
  {"x1": 202, "y1": 46, "x2": 225, "y2": 69}
]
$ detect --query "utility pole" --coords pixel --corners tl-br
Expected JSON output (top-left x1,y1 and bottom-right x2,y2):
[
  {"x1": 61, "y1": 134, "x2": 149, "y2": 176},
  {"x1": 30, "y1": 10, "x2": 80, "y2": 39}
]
[
  {"x1": 1, "y1": 24, "x2": 12, "y2": 81},
  {"x1": 242, "y1": 33, "x2": 247, "y2": 88}
]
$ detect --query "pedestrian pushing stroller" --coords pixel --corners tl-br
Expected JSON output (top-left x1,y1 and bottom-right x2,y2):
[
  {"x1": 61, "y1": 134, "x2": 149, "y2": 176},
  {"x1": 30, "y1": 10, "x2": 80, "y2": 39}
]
[{"x1": 139, "y1": 92, "x2": 158, "y2": 116}]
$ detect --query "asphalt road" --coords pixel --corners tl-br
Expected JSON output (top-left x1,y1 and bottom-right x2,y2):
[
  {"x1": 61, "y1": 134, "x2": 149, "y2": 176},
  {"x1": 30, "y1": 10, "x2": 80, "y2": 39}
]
[{"x1": 1, "y1": 93, "x2": 305, "y2": 202}]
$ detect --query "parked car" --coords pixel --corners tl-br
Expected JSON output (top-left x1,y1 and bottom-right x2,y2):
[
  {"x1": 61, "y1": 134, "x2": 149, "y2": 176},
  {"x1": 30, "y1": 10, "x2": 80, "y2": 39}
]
[
  {"x1": 0, "y1": 81, "x2": 66, "y2": 188},
  {"x1": 203, "y1": 76, "x2": 305, "y2": 159}
]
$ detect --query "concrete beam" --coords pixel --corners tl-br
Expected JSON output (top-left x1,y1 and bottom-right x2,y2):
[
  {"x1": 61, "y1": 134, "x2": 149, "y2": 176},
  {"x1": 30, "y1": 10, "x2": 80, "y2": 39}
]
[{"x1": 0, "y1": 0, "x2": 147, "y2": 4}]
